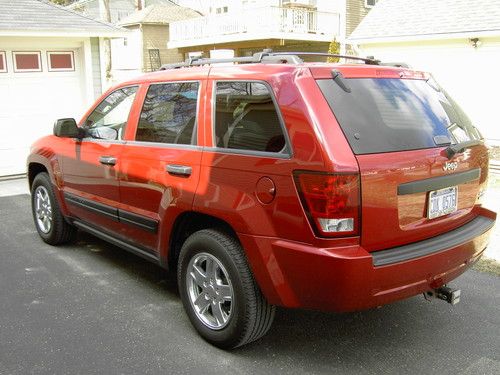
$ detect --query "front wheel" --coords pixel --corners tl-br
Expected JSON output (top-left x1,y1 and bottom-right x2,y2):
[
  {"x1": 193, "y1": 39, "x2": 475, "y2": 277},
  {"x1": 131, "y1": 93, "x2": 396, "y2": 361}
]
[
  {"x1": 178, "y1": 229, "x2": 275, "y2": 349},
  {"x1": 31, "y1": 172, "x2": 76, "y2": 245}
]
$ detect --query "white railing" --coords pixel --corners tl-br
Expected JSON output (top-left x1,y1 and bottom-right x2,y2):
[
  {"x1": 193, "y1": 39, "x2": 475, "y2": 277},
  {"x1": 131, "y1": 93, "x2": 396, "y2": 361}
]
[{"x1": 169, "y1": 7, "x2": 340, "y2": 48}]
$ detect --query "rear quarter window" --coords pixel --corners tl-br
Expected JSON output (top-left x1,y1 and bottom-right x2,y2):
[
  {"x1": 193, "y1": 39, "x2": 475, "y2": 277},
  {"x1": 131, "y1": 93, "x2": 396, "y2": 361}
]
[
  {"x1": 316, "y1": 78, "x2": 480, "y2": 155},
  {"x1": 214, "y1": 81, "x2": 287, "y2": 154}
]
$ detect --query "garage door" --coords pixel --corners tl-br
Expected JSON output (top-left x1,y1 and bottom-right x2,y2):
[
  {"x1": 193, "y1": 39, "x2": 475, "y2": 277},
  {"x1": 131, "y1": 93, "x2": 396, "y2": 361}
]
[
  {"x1": 358, "y1": 41, "x2": 500, "y2": 143},
  {"x1": 0, "y1": 49, "x2": 85, "y2": 176}
]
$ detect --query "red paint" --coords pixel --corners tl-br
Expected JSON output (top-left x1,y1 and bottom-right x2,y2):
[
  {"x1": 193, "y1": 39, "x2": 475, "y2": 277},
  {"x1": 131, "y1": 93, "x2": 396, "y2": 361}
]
[
  {"x1": 28, "y1": 62, "x2": 496, "y2": 313},
  {"x1": 255, "y1": 177, "x2": 276, "y2": 205}
]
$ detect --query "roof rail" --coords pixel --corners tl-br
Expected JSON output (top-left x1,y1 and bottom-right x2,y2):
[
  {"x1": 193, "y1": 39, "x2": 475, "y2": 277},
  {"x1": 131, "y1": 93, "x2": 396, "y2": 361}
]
[
  {"x1": 380, "y1": 62, "x2": 411, "y2": 68},
  {"x1": 159, "y1": 49, "x2": 381, "y2": 70},
  {"x1": 270, "y1": 52, "x2": 381, "y2": 65},
  {"x1": 159, "y1": 51, "x2": 303, "y2": 70}
]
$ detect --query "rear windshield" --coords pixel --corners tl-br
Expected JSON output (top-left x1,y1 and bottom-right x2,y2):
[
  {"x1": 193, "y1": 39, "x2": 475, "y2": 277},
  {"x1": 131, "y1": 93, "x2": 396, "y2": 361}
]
[{"x1": 316, "y1": 78, "x2": 481, "y2": 155}]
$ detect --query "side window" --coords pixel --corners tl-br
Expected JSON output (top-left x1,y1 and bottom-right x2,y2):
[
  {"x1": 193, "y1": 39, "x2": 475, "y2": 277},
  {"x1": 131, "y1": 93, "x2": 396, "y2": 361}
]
[
  {"x1": 136, "y1": 82, "x2": 199, "y2": 145},
  {"x1": 85, "y1": 86, "x2": 138, "y2": 140},
  {"x1": 214, "y1": 81, "x2": 286, "y2": 153}
]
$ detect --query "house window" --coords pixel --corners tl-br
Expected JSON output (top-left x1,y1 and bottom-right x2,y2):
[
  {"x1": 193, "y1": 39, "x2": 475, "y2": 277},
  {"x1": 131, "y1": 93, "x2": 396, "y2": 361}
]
[
  {"x1": 0, "y1": 51, "x2": 6, "y2": 73},
  {"x1": 215, "y1": 6, "x2": 228, "y2": 14},
  {"x1": 148, "y1": 49, "x2": 161, "y2": 71},
  {"x1": 47, "y1": 51, "x2": 74, "y2": 71},
  {"x1": 13, "y1": 52, "x2": 41, "y2": 72},
  {"x1": 365, "y1": 0, "x2": 378, "y2": 7}
]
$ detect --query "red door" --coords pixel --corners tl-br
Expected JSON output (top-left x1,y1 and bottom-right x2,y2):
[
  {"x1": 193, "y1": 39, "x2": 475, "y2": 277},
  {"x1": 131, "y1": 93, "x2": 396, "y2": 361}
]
[
  {"x1": 61, "y1": 86, "x2": 139, "y2": 233},
  {"x1": 117, "y1": 80, "x2": 206, "y2": 253}
]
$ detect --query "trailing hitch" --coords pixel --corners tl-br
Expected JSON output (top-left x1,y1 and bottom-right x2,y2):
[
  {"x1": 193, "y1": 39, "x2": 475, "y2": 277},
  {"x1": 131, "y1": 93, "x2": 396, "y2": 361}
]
[{"x1": 424, "y1": 285, "x2": 461, "y2": 305}]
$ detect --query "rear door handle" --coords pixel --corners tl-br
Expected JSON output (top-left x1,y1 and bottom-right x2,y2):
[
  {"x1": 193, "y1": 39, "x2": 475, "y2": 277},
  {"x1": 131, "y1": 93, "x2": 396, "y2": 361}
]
[
  {"x1": 166, "y1": 164, "x2": 192, "y2": 177},
  {"x1": 99, "y1": 156, "x2": 117, "y2": 166}
]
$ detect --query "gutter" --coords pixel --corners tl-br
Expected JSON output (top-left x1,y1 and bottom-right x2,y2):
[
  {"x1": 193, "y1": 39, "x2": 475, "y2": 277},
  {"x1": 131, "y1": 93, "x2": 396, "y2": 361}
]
[
  {"x1": 0, "y1": 29, "x2": 130, "y2": 38},
  {"x1": 348, "y1": 29, "x2": 500, "y2": 45}
]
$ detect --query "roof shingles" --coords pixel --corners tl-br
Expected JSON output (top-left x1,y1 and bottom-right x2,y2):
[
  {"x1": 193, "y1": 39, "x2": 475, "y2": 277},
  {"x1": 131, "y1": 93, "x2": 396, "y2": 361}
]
[
  {"x1": 118, "y1": 3, "x2": 200, "y2": 26},
  {"x1": 349, "y1": 0, "x2": 500, "y2": 41},
  {"x1": 0, "y1": 0, "x2": 123, "y2": 35}
]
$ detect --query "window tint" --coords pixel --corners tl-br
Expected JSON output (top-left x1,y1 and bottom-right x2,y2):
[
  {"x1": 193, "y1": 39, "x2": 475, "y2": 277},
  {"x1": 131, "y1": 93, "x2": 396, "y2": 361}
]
[
  {"x1": 214, "y1": 82, "x2": 286, "y2": 153},
  {"x1": 316, "y1": 78, "x2": 481, "y2": 155},
  {"x1": 85, "y1": 86, "x2": 138, "y2": 140},
  {"x1": 136, "y1": 82, "x2": 199, "y2": 145}
]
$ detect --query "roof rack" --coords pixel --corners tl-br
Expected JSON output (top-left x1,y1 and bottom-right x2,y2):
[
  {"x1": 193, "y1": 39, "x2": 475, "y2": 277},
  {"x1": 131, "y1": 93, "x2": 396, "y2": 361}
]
[
  {"x1": 275, "y1": 52, "x2": 381, "y2": 65},
  {"x1": 159, "y1": 49, "x2": 381, "y2": 70}
]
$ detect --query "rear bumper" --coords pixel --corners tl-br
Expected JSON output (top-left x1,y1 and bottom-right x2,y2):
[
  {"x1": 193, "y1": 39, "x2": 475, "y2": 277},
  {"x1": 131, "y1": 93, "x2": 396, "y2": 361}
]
[{"x1": 240, "y1": 208, "x2": 496, "y2": 312}]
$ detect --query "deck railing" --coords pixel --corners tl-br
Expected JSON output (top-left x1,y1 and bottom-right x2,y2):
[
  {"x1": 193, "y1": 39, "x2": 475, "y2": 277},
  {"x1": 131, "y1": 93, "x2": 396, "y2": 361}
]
[{"x1": 169, "y1": 7, "x2": 340, "y2": 47}]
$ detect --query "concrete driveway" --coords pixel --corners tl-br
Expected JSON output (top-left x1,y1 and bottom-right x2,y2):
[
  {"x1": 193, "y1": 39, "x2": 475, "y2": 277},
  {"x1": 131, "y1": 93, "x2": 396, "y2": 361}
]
[{"x1": 1, "y1": 193, "x2": 499, "y2": 375}]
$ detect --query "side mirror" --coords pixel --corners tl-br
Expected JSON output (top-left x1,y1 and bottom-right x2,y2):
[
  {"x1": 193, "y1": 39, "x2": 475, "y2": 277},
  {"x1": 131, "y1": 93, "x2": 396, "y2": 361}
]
[{"x1": 53, "y1": 118, "x2": 82, "y2": 138}]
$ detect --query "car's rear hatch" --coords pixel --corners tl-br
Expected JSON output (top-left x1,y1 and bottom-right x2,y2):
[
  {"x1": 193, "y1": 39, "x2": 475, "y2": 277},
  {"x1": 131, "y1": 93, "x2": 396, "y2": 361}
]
[{"x1": 312, "y1": 65, "x2": 489, "y2": 251}]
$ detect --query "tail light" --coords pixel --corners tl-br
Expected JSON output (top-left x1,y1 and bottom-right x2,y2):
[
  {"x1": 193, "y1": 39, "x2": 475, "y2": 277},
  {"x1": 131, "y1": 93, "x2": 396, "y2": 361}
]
[{"x1": 293, "y1": 171, "x2": 360, "y2": 237}]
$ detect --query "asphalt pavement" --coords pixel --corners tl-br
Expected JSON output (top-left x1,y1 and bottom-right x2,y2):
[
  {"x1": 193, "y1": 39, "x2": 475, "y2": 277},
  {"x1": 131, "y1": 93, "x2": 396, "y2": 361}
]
[{"x1": 1, "y1": 194, "x2": 499, "y2": 375}]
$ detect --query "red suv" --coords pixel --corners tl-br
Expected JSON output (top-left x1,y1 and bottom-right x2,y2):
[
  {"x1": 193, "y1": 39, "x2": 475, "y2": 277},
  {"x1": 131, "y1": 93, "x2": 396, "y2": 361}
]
[{"x1": 28, "y1": 52, "x2": 496, "y2": 348}]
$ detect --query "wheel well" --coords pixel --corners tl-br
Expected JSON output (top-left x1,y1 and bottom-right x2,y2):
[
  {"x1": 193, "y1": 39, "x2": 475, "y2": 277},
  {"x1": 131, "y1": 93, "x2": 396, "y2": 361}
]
[
  {"x1": 28, "y1": 163, "x2": 48, "y2": 189},
  {"x1": 168, "y1": 212, "x2": 238, "y2": 271}
]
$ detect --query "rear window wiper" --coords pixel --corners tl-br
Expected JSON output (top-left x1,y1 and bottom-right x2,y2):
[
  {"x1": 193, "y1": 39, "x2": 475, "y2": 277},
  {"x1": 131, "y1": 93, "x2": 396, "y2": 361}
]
[
  {"x1": 331, "y1": 70, "x2": 351, "y2": 93},
  {"x1": 444, "y1": 139, "x2": 483, "y2": 159}
]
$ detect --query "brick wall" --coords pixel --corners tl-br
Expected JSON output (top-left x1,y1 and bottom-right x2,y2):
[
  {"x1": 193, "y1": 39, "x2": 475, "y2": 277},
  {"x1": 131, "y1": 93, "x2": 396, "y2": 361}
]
[{"x1": 141, "y1": 24, "x2": 183, "y2": 71}]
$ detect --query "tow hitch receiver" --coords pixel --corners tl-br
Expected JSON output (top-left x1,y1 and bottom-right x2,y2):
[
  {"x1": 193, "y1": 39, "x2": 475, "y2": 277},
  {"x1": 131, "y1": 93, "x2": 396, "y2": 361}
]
[{"x1": 425, "y1": 286, "x2": 461, "y2": 305}]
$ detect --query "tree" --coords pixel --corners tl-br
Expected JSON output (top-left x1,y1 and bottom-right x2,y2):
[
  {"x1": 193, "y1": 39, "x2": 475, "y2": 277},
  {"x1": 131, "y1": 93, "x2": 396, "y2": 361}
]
[
  {"x1": 327, "y1": 38, "x2": 340, "y2": 63},
  {"x1": 99, "y1": 0, "x2": 112, "y2": 80}
]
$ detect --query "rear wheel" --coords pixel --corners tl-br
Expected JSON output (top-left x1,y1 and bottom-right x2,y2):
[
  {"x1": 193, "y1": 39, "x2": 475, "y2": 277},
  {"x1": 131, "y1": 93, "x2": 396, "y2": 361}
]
[
  {"x1": 178, "y1": 229, "x2": 275, "y2": 349},
  {"x1": 31, "y1": 172, "x2": 76, "y2": 245}
]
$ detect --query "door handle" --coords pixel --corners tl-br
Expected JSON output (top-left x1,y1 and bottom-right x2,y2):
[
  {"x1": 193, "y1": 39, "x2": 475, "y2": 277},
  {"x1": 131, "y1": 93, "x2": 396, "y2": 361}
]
[
  {"x1": 99, "y1": 156, "x2": 117, "y2": 166},
  {"x1": 166, "y1": 164, "x2": 192, "y2": 177}
]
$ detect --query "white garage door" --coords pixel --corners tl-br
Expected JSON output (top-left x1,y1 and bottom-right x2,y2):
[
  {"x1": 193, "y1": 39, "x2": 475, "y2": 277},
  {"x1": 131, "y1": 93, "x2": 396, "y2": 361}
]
[
  {"x1": 358, "y1": 39, "x2": 500, "y2": 143},
  {"x1": 0, "y1": 48, "x2": 85, "y2": 176}
]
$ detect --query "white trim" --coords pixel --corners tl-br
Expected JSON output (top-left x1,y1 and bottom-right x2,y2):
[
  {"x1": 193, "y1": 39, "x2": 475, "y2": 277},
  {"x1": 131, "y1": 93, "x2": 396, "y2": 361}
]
[
  {"x1": 98, "y1": 37, "x2": 108, "y2": 91},
  {"x1": 12, "y1": 51, "x2": 42, "y2": 72},
  {"x1": 0, "y1": 51, "x2": 6, "y2": 72},
  {"x1": 47, "y1": 51, "x2": 75, "y2": 72},
  {"x1": 139, "y1": 24, "x2": 144, "y2": 72},
  {"x1": 168, "y1": 31, "x2": 341, "y2": 49},
  {"x1": 83, "y1": 38, "x2": 95, "y2": 103},
  {"x1": 349, "y1": 30, "x2": 500, "y2": 44},
  {"x1": 339, "y1": 0, "x2": 347, "y2": 54},
  {"x1": 0, "y1": 29, "x2": 128, "y2": 38}
]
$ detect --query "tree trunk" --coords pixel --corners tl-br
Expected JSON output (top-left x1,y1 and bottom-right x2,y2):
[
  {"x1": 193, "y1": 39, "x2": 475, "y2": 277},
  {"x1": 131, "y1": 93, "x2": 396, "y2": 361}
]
[{"x1": 99, "y1": 0, "x2": 112, "y2": 81}]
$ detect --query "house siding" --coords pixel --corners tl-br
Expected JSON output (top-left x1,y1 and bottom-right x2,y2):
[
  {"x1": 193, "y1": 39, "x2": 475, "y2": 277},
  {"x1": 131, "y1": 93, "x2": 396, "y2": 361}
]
[
  {"x1": 346, "y1": 0, "x2": 371, "y2": 36},
  {"x1": 142, "y1": 24, "x2": 183, "y2": 71},
  {"x1": 90, "y1": 37, "x2": 102, "y2": 98}
]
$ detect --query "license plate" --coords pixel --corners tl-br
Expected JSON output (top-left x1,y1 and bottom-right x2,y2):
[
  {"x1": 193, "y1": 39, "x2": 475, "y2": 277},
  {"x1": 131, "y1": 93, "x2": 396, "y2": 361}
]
[{"x1": 427, "y1": 186, "x2": 458, "y2": 219}]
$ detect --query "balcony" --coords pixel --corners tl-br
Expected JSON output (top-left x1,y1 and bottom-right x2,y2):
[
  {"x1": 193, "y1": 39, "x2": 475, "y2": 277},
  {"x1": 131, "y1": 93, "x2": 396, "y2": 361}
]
[{"x1": 168, "y1": 6, "x2": 340, "y2": 49}]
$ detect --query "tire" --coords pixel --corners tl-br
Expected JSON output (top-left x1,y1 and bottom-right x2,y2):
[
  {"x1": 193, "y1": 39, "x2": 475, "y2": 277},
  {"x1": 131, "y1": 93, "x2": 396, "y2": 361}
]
[
  {"x1": 31, "y1": 172, "x2": 76, "y2": 245},
  {"x1": 178, "y1": 229, "x2": 275, "y2": 349}
]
